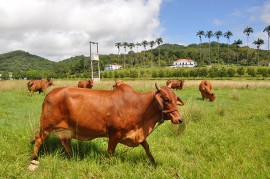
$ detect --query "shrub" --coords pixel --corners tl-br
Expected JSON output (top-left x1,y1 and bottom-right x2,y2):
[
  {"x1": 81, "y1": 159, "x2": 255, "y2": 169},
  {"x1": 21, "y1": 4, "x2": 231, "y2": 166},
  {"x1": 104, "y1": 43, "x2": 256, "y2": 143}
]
[{"x1": 227, "y1": 68, "x2": 236, "y2": 77}]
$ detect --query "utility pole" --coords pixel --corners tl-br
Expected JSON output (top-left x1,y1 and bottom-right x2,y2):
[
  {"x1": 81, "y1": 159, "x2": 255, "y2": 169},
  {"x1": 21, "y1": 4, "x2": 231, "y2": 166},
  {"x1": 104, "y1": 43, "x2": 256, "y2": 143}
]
[{"x1": 89, "y1": 41, "x2": 100, "y2": 81}]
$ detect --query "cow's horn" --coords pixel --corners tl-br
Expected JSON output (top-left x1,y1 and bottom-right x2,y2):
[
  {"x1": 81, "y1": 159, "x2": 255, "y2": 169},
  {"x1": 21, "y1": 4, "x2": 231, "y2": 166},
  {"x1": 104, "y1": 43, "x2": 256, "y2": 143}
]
[
  {"x1": 168, "y1": 82, "x2": 172, "y2": 88},
  {"x1": 155, "y1": 83, "x2": 160, "y2": 91}
]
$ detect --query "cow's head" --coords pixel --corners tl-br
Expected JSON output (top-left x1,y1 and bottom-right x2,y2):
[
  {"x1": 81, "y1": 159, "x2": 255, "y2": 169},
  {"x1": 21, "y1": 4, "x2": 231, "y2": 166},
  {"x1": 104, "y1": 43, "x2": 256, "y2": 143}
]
[
  {"x1": 155, "y1": 83, "x2": 183, "y2": 124},
  {"x1": 209, "y1": 93, "x2": 216, "y2": 102},
  {"x1": 178, "y1": 80, "x2": 185, "y2": 89},
  {"x1": 112, "y1": 79, "x2": 124, "y2": 89},
  {"x1": 47, "y1": 79, "x2": 54, "y2": 86},
  {"x1": 88, "y1": 79, "x2": 94, "y2": 88}
]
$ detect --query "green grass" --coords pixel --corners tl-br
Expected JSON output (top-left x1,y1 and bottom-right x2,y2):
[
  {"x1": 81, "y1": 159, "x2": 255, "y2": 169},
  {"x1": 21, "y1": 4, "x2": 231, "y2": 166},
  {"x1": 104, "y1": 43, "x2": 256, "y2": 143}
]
[{"x1": 0, "y1": 80, "x2": 270, "y2": 178}]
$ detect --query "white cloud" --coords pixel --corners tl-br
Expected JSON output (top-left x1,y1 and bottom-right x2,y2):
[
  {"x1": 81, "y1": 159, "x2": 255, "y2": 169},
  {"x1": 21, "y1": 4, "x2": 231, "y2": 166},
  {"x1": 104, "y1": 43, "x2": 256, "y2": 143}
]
[
  {"x1": 213, "y1": 19, "x2": 223, "y2": 26},
  {"x1": 261, "y1": 1, "x2": 270, "y2": 24},
  {"x1": 0, "y1": 0, "x2": 162, "y2": 61}
]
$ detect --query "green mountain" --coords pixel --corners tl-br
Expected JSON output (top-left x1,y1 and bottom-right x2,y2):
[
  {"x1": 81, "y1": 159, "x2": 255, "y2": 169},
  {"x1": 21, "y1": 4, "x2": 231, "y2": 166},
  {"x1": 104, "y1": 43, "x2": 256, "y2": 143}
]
[{"x1": 0, "y1": 50, "x2": 56, "y2": 72}]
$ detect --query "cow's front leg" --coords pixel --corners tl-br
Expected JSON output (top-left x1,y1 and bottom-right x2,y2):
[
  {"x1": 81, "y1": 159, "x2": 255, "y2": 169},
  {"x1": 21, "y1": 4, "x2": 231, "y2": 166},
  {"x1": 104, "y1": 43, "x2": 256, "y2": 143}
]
[
  {"x1": 108, "y1": 136, "x2": 119, "y2": 156},
  {"x1": 141, "y1": 140, "x2": 156, "y2": 165}
]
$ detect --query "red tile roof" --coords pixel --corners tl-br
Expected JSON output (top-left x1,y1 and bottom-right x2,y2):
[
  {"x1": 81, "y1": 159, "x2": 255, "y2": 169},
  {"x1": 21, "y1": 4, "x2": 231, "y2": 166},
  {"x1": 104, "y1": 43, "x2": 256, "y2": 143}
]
[{"x1": 174, "y1": 58, "x2": 194, "y2": 62}]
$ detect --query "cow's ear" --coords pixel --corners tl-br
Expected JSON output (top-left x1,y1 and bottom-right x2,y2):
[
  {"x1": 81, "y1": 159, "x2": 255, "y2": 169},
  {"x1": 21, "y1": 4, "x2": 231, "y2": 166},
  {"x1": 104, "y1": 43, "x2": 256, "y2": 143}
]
[
  {"x1": 177, "y1": 97, "x2": 184, "y2": 106},
  {"x1": 155, "y1": 93, "x2": 164, "y2": 110}
]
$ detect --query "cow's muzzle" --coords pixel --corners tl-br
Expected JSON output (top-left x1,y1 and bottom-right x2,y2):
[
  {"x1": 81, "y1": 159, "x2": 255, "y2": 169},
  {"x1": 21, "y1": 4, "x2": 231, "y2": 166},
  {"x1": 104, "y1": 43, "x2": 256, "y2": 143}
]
[
  {"x1": 177, "y1": 118, "x2": 183, "y2": 124},
  {"x1": 163, "y1": 108, "x2": 183, "y2": 124}
]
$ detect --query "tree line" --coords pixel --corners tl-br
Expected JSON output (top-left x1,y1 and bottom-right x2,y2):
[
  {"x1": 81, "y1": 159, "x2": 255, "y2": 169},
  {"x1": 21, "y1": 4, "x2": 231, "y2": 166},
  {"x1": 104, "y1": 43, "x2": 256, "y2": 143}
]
[{"x1": 112, "y1": 25, "x2": 270, "y2": 68}]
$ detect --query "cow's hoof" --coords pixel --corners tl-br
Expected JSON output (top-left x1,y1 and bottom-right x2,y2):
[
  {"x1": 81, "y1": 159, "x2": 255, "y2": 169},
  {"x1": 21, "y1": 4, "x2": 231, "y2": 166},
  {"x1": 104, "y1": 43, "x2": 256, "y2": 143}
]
[{"x1": 27, "y1": 160, "x2": 39, "y2": 172}]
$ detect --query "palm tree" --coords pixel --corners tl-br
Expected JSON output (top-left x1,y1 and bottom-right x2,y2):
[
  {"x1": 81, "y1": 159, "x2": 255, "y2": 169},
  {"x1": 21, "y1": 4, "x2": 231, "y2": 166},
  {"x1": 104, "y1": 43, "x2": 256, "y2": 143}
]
[
  {"x1": 224, "y1": 30, "x2": 233, "y2": 65},
  {"x1": 135, "y1": 42, "x2": 141, "y2": 53},
  {"x1": 232, "y1": 39, "x2": 243, "y2": 64},
  {"x1": 263, "y1": 25, "x2": 270, "y2": 61},
  {"x1": 135, "y1": 42, "x2": 141, "y2": 66},
  {"x1": 156, "y1": 37, "x2": 163, "y2": 67},
  {"x1": 115, "y1": 42, "x2": 122, "y2": 64},
  {"x1": 243, "y1": 26, "x2": 254, "y2": 61},
  {"x1": 122, "y1": 42, "x2": 129, "y2": 68},
  {"x1": 205, "y1": 31, "x2": 213, "y2": 64},
  {"x1": 196, "y1": 30, "x2": 205, "y2": 62},
  {"x1": 253, "y1": 38, "x2": 264, "y2": 65},
  {"x1": 214, "y1": 30, "x2": 223, "y2": 64},
  {"x1": 128, "y1": 42, "x2": 135, "y2": 51},
  {"x1": 141, "y1": 40, "x2": 148, "y2": 67},
  {"x1": 149, "y1": 41, "x2": 156, "y2": 67},
  {"x1": 128, "y1": 43, "x2": 135, "y2": 66}
]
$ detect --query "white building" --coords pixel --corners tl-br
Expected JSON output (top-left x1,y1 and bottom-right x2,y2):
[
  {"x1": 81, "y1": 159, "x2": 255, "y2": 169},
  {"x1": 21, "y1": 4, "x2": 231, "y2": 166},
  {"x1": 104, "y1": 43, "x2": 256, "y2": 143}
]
[
  {"x1": 105, "y1": 64, "x2": 122, "y2": 70},
  {"x1": 173, "y1": 59, "x2": 196, "y2": 68}
]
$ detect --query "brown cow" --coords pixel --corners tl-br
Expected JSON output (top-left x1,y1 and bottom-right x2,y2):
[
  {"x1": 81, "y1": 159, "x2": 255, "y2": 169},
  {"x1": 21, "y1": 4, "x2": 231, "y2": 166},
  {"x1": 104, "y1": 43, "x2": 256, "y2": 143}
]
[
  {"x1": 27, "y1": 79, "x2": 54, "y2": 96},
  {"x1": 199, "y1": 80, "x2": 216, "y2": 102},
  {"x1": 78, "y1": 79, "x2": 94, "y2": 89},
  {"x1": 166, "y1": 80, "x2": 185, "y2": 90},
  {"x1": 28, "y1": 83, "x2": 184, "y2": 171},
  {"x1": 112, "y1": 79, "x2": 124, "y2": 89}
]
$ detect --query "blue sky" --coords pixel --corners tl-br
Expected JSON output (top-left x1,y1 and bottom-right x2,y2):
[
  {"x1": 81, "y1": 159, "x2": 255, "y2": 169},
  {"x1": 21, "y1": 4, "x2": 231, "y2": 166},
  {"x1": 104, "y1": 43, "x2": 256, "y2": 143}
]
[
  {"x1": 160, "y1": 0, "x2": 270, "y2": 46},
  {"x1": 0, "y1": 0, "x2": 269, "y2": 61}
]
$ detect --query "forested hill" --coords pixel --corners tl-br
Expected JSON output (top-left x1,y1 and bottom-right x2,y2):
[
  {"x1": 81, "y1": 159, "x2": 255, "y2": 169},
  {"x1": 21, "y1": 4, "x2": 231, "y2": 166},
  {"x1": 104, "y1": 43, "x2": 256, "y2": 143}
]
[
  {"x1": 1, "y1": 42, "x2": 269, "y2": 75},
  {"x1": 0, "y1": 50, "x2": 56, "y2": 71}
]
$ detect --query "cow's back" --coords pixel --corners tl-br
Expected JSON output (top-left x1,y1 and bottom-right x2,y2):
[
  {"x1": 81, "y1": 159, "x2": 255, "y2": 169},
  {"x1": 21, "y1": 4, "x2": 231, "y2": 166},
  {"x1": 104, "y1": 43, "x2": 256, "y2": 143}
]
[
  {"x1": 199, "y1": 80, "x2": 212, "y2": 92},
  {"x1": 78, "y1": 81, "x2": 87, "y2": 88},
  {"x1": 166, "y1": 80, "x2": 184, "y2": 90},
  {"x1": 40, "y1": 86, "x2": 144, "y2": 140}
]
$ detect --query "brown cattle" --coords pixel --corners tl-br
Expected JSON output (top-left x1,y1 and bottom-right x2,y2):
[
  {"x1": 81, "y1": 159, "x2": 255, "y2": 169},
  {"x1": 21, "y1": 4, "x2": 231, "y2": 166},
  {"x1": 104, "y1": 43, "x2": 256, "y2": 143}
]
[
  {"x1": 28, "y1": 83, "x2": 184, "y2": 171},
  {"x1": 27, "y1": 79, "x2": 54, "y2": 96},
  {"x1": 112, "y1": 79, "x2": 124, "y2": 89},
  {"x1": 166, "y1": 80, "x2": 185, "y2": 90},
  {"x1": 78, "y1": 79, "x2": 94, "y2": 89},
  {"x1": 199, "y1": 80, "x2": 216, "y2": 102}
]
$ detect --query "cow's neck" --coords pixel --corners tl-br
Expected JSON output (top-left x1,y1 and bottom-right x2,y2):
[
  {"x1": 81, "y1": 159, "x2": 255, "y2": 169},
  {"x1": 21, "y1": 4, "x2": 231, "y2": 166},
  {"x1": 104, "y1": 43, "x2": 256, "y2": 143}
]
[{"x1": 139, "y1": 91, "x2": 162, "y2": 136}]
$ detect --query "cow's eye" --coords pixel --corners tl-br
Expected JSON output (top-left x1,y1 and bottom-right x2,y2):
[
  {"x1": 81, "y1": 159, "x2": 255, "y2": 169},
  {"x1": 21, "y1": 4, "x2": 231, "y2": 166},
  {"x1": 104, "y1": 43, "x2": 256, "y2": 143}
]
[{"x1": 163, "y1": 97, "x2": 170, "y2": 102}]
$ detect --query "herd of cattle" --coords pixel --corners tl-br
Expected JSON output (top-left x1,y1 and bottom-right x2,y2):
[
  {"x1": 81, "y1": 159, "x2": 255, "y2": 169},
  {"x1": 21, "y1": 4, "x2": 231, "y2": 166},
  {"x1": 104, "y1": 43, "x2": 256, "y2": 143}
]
[
  {"x1": 27, "y1": 78, "x2": 215, "y2": 171},
  {"x1": 27, "y1": 79, "x2": 216, "y2": 102}
]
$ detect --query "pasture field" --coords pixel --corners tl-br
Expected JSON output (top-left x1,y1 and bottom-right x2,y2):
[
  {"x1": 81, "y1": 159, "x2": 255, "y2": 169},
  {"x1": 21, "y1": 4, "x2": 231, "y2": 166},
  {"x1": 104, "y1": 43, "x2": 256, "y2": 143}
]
[{"x1": 0, "y1": 79, "x2": 270, "y2": 178}]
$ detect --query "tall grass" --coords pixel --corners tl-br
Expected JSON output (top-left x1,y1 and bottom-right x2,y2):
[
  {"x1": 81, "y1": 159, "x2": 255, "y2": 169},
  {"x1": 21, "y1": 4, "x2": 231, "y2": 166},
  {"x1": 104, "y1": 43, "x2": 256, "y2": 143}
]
[{"x1": 0, "y1": 79, "x2": 269, "y2": 178}]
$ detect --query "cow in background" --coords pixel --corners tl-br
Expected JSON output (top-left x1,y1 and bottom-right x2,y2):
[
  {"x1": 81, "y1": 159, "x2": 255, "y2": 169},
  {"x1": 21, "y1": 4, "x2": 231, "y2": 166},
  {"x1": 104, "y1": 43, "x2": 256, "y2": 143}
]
[
  {"x1": 112, "y1": 79, "x2": 124, "y2": 89},
  {"x1": 78, "y1": 79, "x2": 94, "y2": 89},
  {"x1": 28, "y1": 83, "x2": 184, "y2": 171},
  {"x1": 166, "y1": 80, "x2": 185, "y2": 90},
  {"x1": 27, "y1": 79, "x2": 54, "y2": 96},
  {"x1": 199, "y1": 80, "x2": 216, "y2": 102}
]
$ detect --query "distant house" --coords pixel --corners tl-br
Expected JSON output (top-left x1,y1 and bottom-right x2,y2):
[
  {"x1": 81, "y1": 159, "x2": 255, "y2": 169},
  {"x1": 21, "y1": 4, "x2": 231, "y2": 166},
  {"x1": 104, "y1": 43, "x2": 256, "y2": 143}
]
[
  {"x1": 173, "y1": 59, "x2": 196, "y2": 68},
  {"x1": 105, "y1": 64, "x2": 122, "y2": 70}
]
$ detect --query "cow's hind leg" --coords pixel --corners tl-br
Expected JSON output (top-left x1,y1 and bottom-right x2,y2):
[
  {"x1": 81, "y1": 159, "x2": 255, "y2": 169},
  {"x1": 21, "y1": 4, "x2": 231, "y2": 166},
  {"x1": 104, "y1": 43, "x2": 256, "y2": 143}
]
[
  {"x1": 141, "y1": 140, "x2": 156, "y2": 165},
  {"x1": 28, "y1": 130, "x2": 50, "y2": 171},
  {"x1": 60, "y1": 139, "x2": 72, "y2": 157},
  {"x1": 31, "y1": 130, "x2": 50, "y2": 160}
]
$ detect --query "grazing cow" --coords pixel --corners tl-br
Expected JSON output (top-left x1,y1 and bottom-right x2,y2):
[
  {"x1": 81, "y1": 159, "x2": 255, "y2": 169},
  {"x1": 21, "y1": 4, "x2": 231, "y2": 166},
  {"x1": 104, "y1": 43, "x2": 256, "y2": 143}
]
[
  {"x1": 166, "y1": 80, "x2": 185, "y2": 90},
  {"x1": 199, "y1": 80, "x2": 216, "y2": 102},
  {"x1": 27, "y1": 79, "x2": 54, "y2": 96},
  {"x1": 78, "y1": 79, "x2": 94, "y2": 89},
  {"x1": 28, "y1": 83, "x2": 184, "y2": 171},
  {"x1": 112, "y1": 79, "x2": 124, "y2": 89}
]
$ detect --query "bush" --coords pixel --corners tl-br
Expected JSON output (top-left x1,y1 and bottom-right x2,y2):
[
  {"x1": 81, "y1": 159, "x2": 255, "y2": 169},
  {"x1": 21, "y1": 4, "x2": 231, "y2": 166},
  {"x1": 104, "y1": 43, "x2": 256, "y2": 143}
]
[
  {"x1": 227, "y1": 68, "x2": 236, "y2": 77},
  {"x1": 237, "y1": 67, "x2": 245, "y2": 77},
  {"x1": 247, "y1": 67, "x2": 256, "y2": 77},
  {"x1": 129, "y1": 70, "x2": 138, "y2": 79}
]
